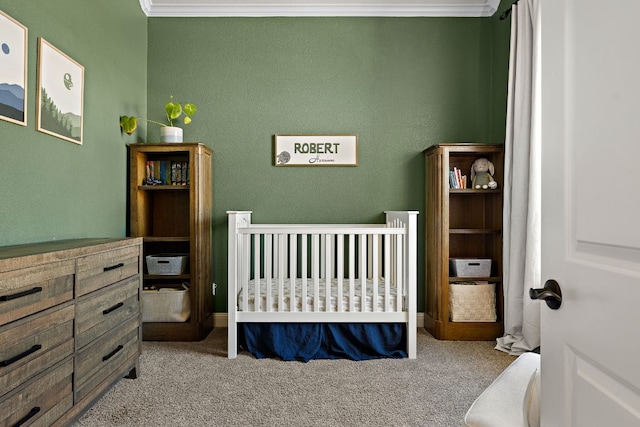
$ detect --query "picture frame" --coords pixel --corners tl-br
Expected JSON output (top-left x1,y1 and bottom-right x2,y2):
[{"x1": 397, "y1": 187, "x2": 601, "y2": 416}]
[
  {"x1": 0, "y1": 10, "x2": 28, "y2": 126},
  {"x1": 36, "y1": 37, "x2": 84, "y2": 144},
  {"x1": 274, "y1": 134, "x2": 358, "y2": 166}
]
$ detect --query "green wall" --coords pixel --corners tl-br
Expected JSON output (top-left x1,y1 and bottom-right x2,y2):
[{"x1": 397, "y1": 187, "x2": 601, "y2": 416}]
[
  {"x1": 0, "y1": 1, "x2": 510, "y2": 314},
  {"x1": 146, "y1": 16, "x2": 509, "y2": 312},
  {"x1": 0, "y1": 0, "x2": 147, "y2": 245}
]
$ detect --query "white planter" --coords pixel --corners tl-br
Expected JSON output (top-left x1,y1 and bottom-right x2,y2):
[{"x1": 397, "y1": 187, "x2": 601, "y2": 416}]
[{"x1": 160, "y1": 126, "x2": 183, "y2": 143}]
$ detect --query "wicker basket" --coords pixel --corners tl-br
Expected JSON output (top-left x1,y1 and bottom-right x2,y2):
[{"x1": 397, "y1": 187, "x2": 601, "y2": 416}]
[
  {"x1": 142, "y1": 284, "x2": 191, "y2": 322},
  {"x1": 449, "y1": 282, "x2": 497, "y2": 322}
]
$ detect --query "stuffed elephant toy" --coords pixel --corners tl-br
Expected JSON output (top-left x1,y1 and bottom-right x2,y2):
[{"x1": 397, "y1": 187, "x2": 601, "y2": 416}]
[{"x1": 470, "y1": 158, "x2": 498, "y2": 189}]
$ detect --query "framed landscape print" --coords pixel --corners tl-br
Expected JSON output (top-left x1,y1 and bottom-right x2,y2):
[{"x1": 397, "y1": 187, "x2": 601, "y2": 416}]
[
  {"x1": 36, "y1": 38, "x2": 84, "y2": 144},
  {"x1": 0, "y1": 10, "x2": 28, "y2": 126}
]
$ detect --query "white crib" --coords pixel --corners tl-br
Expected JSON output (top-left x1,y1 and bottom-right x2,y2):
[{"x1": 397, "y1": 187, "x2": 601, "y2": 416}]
[{"x1": 227, "y1": 210, "x2": 418, "y2": 359}]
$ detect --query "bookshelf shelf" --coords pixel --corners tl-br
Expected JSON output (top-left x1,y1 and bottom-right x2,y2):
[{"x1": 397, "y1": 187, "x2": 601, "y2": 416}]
[
  {"x1": 424, "y1": 143, "x2": 505, "y2": 340},
  {"x1": 138, "y1": 185, "x2": 190, "y2": 191},
  {"x1": 449, "y1": 228, "x2": 501, "y2": 234},
  {"x1": 450, "y1": 276, "x2": 502, "y2": 283},
  {"x1": 143, "y1": 236, "x2": 190, "y2": 243},
  {"x1": 449, "y1": 189, "x2": 501, "y2": 194},
  {"x1": 144, "y1": 274, "x2": 191, "y2": 280},
  {"x1": 129, "y1": 143, "x2": 213, "y2": 341}
]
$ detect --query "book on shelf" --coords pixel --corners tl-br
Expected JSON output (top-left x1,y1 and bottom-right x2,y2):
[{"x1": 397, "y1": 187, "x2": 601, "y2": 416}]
[
  {"x1": 144, "y1": 160, "x2": 189, "y2": 185},
  {"x1": 182, "y1": 162, "x2": 188, "y2": 185},
  {"x1": 449, "y1": 167, "x2": 467, "y2": 189}
]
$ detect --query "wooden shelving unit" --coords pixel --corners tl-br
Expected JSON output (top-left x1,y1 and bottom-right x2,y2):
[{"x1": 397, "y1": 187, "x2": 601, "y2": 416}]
[
  {"x1": 424, "y1": 143, "x2": 504, "y2": 340},
  {"x1": 128, "y1": 143, "x2": 213, "y2": 341}
]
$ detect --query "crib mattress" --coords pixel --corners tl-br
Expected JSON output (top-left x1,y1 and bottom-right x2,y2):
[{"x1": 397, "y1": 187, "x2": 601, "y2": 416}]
[{"x1": 238, "y1": 278, "x2": 402, "y2": 312}]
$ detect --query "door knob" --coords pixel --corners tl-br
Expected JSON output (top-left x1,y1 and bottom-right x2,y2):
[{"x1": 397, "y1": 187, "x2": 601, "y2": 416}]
[{"x1": 529, "y1": 279, "x2": 562, "y2": 310}]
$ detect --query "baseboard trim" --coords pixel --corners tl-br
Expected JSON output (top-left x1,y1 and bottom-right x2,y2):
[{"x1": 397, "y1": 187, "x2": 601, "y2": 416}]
[
  {"x1": 214, "y1": 312, "x2": 425, "y2": 328},
  {"x1": 213, "y1": 313, "x2": 228, "y2": 328}
]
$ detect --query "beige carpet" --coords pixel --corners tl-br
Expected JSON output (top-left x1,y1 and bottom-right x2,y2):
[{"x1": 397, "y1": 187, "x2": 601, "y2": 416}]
[{"x1": 73, "y1": 328, "x2": 515, "y2": 427}]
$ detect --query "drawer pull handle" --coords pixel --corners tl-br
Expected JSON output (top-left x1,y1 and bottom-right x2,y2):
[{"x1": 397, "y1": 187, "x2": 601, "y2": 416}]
[
  {"x1": 103, "y1": 302, "x2": 124, "y2": 315},
  {"x1": 0, "y1": 344, "x2": 42, "y2": 367},
  {"x1": 104, "y1": 262, "x2": 125, "y2": 272},
  {"x1": 0, "y1": 287, "x2": 43, "y2": 302},
  {"x1": 12, "y1": 406, "x2": 40, "y2": 427},
  {"x1": 103, "y1": 345, "x2": 124, "y2": 362}
]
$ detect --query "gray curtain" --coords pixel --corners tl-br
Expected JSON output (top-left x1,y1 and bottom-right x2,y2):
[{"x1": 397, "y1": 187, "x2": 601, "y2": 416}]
[{"x1": 496, "y1": 0, "x2": 541, "y2": 355}]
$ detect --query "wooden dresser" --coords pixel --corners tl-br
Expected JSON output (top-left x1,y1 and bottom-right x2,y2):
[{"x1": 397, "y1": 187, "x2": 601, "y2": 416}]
[{"x1": 0, "y1": 238, "x2": 142, "y2": 426}]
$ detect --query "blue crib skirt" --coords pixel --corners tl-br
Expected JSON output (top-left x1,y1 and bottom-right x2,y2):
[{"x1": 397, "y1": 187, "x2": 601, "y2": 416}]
[{"x1": 238, "y1": 323, "x2": 407, "y2": 362}]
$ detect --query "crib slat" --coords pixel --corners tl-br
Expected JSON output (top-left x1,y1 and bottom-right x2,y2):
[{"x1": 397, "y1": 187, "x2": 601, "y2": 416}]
[
  {"x1": 241, "y1": 233, "x2": 250, "y2": 312},
  {"x1": 273, "y1": 234, "x2": 278, "y2": 279},
  {"x1": 325, "y1": 234, "x2": 331, "y2": 312},
  {"x1": 396, "y1": 234, "x2": 403, "y2": 311},
  {"x1": 253, "y1": 234, "x2": 260, "y2": 312},
  {"x1": 367, "y1": 234, "x2": 373, "y2": 279},
  {"x1": 290, "y1": 234, "x2": 297, "y2": 312},
  {"x1": 348, "y1": 234, "x2": 355, "y2": 313},
  {"x1": 390, "y1": 230, "x2": 396, "y2": 291},
  {"x1": 372, "y1": 234, "x2": 378, "y2": 312},
  {"x1": 318, "y1": 234, "x2": 323, "y2": 279},
  {"x1": 384, "y1": 233, "x2": 390, "y2": 312},
  {"x1": 312, "y1": 234, "x2": 320, "y2": 312},
  {"x1": 301, "y1": 234, "x2": 308, "y2": 313},
  {"x1": 360, "y1": 234, "x2": 367, "y2": 312},
  {"x1": 278, "y1": 234, "x2": 285, "y2": 311},
  {"x1": 265, "y1": 234, "x2": 272, "y2": 312},
  {"x1": 336, "y1": 234, "x2": 344, "y2": 313}
]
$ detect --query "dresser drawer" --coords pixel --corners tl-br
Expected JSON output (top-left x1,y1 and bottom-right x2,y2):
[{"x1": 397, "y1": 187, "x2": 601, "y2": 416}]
[
  {"x1": 0, "y1": 304, "x2": 74, "y2": 398},
  {"x1": 76, "y1": 276, "x2": 140, "y2": 349},
  {"x1": 76, "y1": 246, "x2": 140, "y2": 297},
  {"x1": 0, "y1": 358, "x2": 73, "y2": 427},
  {"x1": 0, "y1": 260, "x2": 74, "y2": 327},
  {"x1": 75, "y1": 315, "x2": 139, "y2": 402}
]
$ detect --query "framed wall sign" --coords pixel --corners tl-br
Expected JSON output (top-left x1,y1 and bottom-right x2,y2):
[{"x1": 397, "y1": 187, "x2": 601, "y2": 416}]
[
  {"x1": 274, "y1": 134, "x2": 358, "y2": 166},
  {"x1": 36, "y1": 38, "x2": 84, "y2": 145},
  {"x1": 0, "y1": 10, "x2": 28, "y2": 126}
]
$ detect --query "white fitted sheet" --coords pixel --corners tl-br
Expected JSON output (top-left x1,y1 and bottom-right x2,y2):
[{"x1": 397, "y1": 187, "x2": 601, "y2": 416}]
[{"x1": 238, "y1": 278, "x2": 402, "y2": 313}]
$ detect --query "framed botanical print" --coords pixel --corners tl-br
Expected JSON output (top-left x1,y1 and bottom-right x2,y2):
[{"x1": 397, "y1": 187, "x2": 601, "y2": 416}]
[
  {"x1": 36, "y1": 38, "x2": 84, "y2": 144},
  {"x1": 0, "y1": 10, "x2": 28, "y2": 126}
]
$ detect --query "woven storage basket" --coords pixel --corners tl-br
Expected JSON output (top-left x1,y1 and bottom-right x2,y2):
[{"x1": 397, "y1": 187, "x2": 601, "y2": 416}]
[
  {"x1": 449, "y1": 283, "x2": 497, "y2": 322},
  {"x1": 142, "y1": 284, "x2": 190, "y2": 322}
]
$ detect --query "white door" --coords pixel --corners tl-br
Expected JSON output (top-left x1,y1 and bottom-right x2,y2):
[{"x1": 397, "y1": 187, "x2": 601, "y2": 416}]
[{"x1": 541, "y1": 0, "x2": 640, "y2": 425}]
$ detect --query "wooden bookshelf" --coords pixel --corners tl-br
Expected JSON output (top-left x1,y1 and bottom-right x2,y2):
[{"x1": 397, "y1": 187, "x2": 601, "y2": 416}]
[
  {"x1": 424, "y1": 143, "x2": 504, "y2": 340},
  {"x1": 128, "y1": 143, "x2": 213, "y2": 341}
]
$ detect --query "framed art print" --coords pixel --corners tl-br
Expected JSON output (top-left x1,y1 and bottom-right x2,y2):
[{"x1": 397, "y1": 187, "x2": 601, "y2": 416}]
[
  {"x1": 36, "y1": 38, "x2": 84, "y2": 144},
  {"x1": 0, "y1": 10, "x2": 28, "y2": 126}
]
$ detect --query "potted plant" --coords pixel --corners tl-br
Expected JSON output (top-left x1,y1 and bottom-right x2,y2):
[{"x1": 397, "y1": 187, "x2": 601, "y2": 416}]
[{"x1": 120, "y1": 96, "x2": 197, "y2": 143}]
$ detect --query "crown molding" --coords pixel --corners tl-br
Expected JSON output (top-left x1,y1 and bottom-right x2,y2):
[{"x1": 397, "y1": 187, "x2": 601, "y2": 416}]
[{"x1": 138, "y1": 0, "x2": 501, "y2": 17}]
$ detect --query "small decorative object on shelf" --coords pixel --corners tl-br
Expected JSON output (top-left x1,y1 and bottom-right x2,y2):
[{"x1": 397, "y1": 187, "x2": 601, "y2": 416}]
[
  {"x1": 120, "y1": 96, "x2": 198, "y2": 143},
  {"x1": 470, "y1": 157, "x2": 498, "y2": 189}
]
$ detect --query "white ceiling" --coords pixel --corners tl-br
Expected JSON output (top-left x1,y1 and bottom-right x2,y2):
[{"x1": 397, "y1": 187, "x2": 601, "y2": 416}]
[{"x1": 138, "y1": 0, "x2": 502, "y2": 17}]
